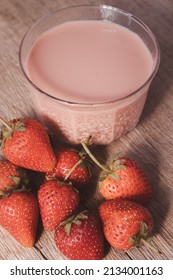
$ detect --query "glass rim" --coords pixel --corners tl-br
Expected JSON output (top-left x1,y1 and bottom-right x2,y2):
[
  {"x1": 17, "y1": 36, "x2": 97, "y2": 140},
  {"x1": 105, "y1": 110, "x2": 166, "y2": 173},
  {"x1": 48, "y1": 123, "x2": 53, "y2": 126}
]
[{"x1": 19, "y1": 4, "x2": 160, "y2": 108}]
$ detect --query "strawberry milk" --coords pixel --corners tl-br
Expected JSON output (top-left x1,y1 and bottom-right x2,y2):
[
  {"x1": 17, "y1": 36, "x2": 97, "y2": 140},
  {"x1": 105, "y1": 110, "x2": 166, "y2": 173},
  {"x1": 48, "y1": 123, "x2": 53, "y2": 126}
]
[{"x1": 23, "y1": 18, "x2": 159, "y2": 144}]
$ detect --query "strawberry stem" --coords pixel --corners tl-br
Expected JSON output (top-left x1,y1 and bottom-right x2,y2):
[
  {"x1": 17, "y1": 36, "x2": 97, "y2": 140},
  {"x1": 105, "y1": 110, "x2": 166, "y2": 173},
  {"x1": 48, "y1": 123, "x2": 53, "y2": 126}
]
[
  {"x1": 141, "y1": 238, "x2": 162, "y2": 254},
  {"x1": 81, "y1": 139, "x2": 110, "y2": 173},
  {"x1": 64, "y1": 158, "x2": 83, "y2": 181},
  {"x1": 0, "y1": 117, "x2": 13, "y2": 132}
]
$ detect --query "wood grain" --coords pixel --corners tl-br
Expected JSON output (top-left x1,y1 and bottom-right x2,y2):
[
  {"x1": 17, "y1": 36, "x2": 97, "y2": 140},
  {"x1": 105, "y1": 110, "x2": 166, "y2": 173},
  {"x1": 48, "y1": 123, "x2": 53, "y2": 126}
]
[{"x1": 0, "y1": 0, "x2": 173, "y2": 260}]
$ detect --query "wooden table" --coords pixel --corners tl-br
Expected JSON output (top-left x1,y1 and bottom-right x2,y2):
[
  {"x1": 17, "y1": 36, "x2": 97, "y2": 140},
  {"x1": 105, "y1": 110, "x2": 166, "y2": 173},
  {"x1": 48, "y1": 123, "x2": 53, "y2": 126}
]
[{"x1": 0, "y1": 0, "x2": 173, "y2": 260}]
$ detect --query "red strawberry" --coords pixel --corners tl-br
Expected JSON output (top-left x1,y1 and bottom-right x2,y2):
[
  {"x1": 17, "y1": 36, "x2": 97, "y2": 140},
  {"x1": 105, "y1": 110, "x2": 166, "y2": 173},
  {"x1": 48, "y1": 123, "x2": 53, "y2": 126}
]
[
  {"x1": 46, "y1": 148, "x2": 90, "y2": 184},
  {"x1": 99, "y1": 199, "x2": 153, "y2": 251},
  {"x1": 38, "y1": 180, "x2": 80, "y2": 231},
  {"x1": 98, "y1": 158, "x2": 152, "y2": 205},
  {"x1": 54, "y1": 210, "x2": 105, "y2": 260},
  {"x1": 0, "y1": 159, "x2": 28, "y2": 195},
  {"x1": 81, "y1": 139, "x2": 152, "y2": 205},
  {"x1": 0, "y1": 117, "x2": 56, "y2": 172},
  {"x1": 0, "y1": 190, "x2": 39, "y2": 247}
]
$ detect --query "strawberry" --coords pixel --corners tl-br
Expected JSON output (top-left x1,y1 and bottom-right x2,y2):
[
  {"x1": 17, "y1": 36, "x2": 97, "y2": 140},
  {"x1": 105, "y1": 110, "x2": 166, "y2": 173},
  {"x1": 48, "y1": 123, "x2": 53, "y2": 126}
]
[
  {"x1": 0, "y1": 159, "x2": 28, "y2": 195},
  {"x1": 81, "y1": 139, "x2": 152, "y2": 205},
  {"x1": 38, "y1": 180, "x2": 80, "y2": 231},
  {"x1": 99, "y1": 199, "x2": 154, "y2": 251},
  {"x1": 46, "y1": 148, "x2": 90, "y2": 184},
  {"x1": 0, "y1": 117, "x2": 56, "y2": 172},
  {"x1": 0, "y1": 190, "x2": 39, "y2": 247},
  {"x1": 54, "y1": 210, "x2": 105, "y2": 260},
  {"x1": 98, "y1": 158, "x2": 152, "y2": 205}
]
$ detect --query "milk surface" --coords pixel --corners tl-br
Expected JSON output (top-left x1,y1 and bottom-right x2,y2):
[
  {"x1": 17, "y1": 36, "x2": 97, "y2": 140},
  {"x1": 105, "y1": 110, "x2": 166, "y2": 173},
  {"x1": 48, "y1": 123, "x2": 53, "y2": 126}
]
[{"x1": 26, "y1": 20, "x2": 153, "y2": 103}]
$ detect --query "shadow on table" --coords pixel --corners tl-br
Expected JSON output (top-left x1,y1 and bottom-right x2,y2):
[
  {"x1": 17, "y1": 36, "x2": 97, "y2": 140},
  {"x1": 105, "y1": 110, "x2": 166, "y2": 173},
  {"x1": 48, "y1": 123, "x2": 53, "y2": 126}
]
[
  {"x1": 124, "y1": 141, "x2": 170, "y2": 238},
  {"x1": 79, "y1": 143, "x2": 109, "y2": 208}
]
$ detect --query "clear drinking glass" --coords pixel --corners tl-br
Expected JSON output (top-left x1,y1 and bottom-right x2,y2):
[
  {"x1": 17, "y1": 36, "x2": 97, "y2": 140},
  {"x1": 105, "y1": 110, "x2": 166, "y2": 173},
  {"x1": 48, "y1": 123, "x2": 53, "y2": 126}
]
[{"x1": 19, "y1": 5, "x2": 160, "y2": 145}]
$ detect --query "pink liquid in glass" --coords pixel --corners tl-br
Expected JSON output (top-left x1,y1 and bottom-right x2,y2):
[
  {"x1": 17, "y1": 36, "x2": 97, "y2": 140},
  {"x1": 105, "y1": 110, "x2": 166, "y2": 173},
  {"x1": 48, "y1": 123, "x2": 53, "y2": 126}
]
[{"x1": 25, "y1": 20, "x2": 154, "y2": 144}]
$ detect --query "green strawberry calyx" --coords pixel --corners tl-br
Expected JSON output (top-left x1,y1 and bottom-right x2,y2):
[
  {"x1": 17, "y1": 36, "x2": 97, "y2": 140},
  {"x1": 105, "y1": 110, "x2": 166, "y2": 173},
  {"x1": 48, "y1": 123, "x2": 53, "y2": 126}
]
[
  {"x1": 0, "y1": 184, "x2": 31, "y2": 199},
  {"x1": 99, "y1": 159, "x2": 126, "y2": 183},
  {"x1": 129, "y1": 222, "x2": 161, "y2": 253},
  {"x1": 0, "y1": 117, "x2": 26, "y2": 149},
  {"x1": 57, "y1": 210, "x2": 89, "y2": 236},
  {"x1": 0, "y1": 167, "x2": 29, "y2": 199}
]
